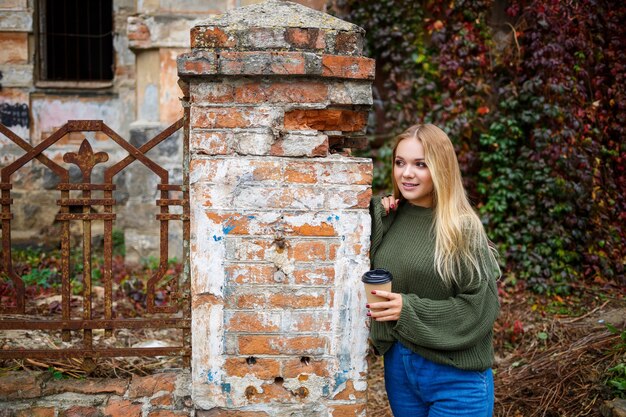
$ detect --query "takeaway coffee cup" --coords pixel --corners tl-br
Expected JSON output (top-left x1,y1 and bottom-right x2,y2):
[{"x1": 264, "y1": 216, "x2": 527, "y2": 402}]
[{"x1": 362, "y1": 269, "x2": 393, "y2": 310}]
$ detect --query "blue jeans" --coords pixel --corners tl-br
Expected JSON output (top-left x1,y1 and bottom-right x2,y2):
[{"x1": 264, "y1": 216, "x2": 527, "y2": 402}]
[{"x1": 383, "y1": 342, "x2": 494, "y2": 417}]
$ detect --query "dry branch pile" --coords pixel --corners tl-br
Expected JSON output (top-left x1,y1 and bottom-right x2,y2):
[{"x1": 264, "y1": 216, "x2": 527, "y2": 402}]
[{"x1": 495, "y1": 319, "x2": 621, "y2": 417}]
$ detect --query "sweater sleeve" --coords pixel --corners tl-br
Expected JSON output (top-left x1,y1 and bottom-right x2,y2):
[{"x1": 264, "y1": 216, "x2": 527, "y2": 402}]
[
  {"x1": 369, "y1": 196, "x2": 395, "y2": 261},
  {"x1": 392, "y1": 253, "x2": 500, "y2": 351}
]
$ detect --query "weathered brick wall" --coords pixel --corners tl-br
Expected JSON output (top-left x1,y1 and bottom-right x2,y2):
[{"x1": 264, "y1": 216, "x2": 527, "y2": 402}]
[
  {"x1": 179, "y1": 1, "x2": 374, "y2": 415},
  {"x1": 0, "y1": 370, "x2": 193, "y2": 417}
]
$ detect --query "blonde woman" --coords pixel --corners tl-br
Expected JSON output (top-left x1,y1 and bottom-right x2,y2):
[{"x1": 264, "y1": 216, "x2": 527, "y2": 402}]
[{"x1": 367, "y1": 124, "x2": 500, "y2": 417}]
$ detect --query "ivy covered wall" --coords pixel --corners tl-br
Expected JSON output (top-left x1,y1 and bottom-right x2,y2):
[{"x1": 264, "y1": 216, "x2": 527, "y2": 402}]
[{"x1": 335, "y1": 0, "x2": 625, "y2": 290}]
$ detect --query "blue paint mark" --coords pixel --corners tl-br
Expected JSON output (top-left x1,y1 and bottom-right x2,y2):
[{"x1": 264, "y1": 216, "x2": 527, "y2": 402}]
[
  {"x1": 334, "y1": 370, "x2": 349, "y2": 390},
  {"x1": 327, "y1": 215, "x2": 340, "y2": 222},
  {"x1": 221, "y1": 215, "x2": 244, "y2": 235},
  {"x1": 334, "y1": 354, "x2": 351, "y2": 389},
  {"x1": 247, "y1": 215, "x2": 255, "y2": 219},
  {"x1": 207, "y1": 370, "x2": 217, "y2": 383},
  {"x1": 322, "y1": 385, "x2": 330, "y2": 396},
  {"x1": 213, "y1": 235, "x2": 223, "y2": 241},
  {"x1": 221, "y1": 382, "x2": 231, "y2": 393}
]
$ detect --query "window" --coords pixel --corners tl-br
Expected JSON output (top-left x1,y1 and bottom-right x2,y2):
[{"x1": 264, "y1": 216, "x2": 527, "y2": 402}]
[{"x1": 38, "y1": 0, "x2": 114, "y2": 83}]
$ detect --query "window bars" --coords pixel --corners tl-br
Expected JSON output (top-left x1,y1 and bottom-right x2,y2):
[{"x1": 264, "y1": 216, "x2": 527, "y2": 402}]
[{"x1": 39, "y1": 0, "x2": 114, "y2": 82}]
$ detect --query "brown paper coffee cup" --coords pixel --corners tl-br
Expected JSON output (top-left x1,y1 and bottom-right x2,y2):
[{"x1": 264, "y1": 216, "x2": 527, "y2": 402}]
[{"x1": 362, "y1": 269, "x2": 393, "y2": 311}]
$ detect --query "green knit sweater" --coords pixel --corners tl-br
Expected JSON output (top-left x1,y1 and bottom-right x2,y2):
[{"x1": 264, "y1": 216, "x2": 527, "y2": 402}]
[{"x1": 369, "y1": 197, "x2": 500, "y2": 371}]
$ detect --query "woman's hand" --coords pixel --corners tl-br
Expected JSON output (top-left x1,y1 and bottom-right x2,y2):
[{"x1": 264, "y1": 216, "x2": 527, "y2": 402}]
[
  {"x1": 367, "y1": 290, "x2": 403, "y2": 321},
  {"x1": 381, "y1": 196, "x2": 400, "y2": 215}
]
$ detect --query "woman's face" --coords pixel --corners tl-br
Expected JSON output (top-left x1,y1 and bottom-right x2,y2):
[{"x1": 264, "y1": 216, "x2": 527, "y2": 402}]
[{"x1": 394, "y1": 138, "x2": 434, "y2": 207}]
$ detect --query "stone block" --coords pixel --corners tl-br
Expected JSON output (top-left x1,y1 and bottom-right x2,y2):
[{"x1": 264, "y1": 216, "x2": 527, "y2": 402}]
[
  {"x1": 191, "y1": 82, "x2": 235, "y2": 104},
  {"x1": 0, "y1": 10, "x2": 32, "y2": 31},
  {"x1": 292, "y1": 265, "x2": 335, "y2": 285},
  {"x1": 103, "y1": 399, "x2": 142, "y2": 417},
  {"x1": 282, "y1": 357, "x2": 331, "y2": 378},
  {"x1": 146, "y1": 411, "x2": 190, "y2": 417},
  {"x1": 270, "y1": 132, "x2": 328, "y2": 157},
  {"x1": 0, "y1": 372, "x2": 43, "y2": 400},
  {"x1": 332, "y1": 380, "x2": 367, "y2": 401},
  {"x1": 224, "y1": 311, "x2": 281, "y2": 332},
  {"x1": 243, "y1": 27, "x2": 290, "y2": 49},
  {"x1": 328, "y1": 81, "x2": 373, "y2": 106},
  {"x1": 0, "y1": 0, "x2": 28, "y2": 8},
  {"x1": 232, "y1": 130, "x2": 276, "y2": 155},
  {"x1": 60, "y1": 407, "x2": 103, "y2": 417},
  {"x1": 0, "y1": 64, "x2": 33, "y2": 87},
  {"x1": 333, "y1": 31, "x2": 364, "y2": 55},
  {"x1": 150, "y1": 392, "x2": 174, "y2": 406},
  {"x1": 43, "y1": 378, "x2": 128, "y2": 396},
  {"x1": 177, "y1": 51, "x2": 217, "y2": 76},
  {"x1": 284, "y1": 28, "x2": 326, "y2": 50},
  {"x1": 318, "y1": 159, "x2": 372, "y2": 185},
  {"x1": 197, "y1": 409, "x2": 269, "y2": 417},
  {"x1": 238, "y1": 335, "x2": 329, "y2": 355},
  {"x1": 321, "y1": 55, "x2": 375, "y2": 79},
  {"x1": 267, "y1": 289, "x2": 328, "y2": 308},
  {"x1": 601, "y1": 398, "x2": 626, "y2": 417},
  {"x1": 325, "y1": 186, "x2": 371, "y2": 209},
  {"x1": 127, "y1": 16, "x2": 151, "y2": 48},
  {"x1": 14, "y1": 408, "x2": 55, "y2": 417},
  {"x1": 283, "y1": 109, "x2": 367, "y2": 132},
  {"x1": 128, "y1": 373, "x2": 177, "y2": 398},
  {"x1": 282, "y1": 310, "x2": 332, "y2": 332},
  {"x1": 191, "y1": 26, "x2": 237, "y2": 49},
  {"x1": 328, "y1": 403, "x2": 367, "y2": 417},
  {"x1": 0, "y1": 32, "x2": 27, "y2": 64},
  {"x1": 223, "y1": 357, "x2": 281, "y2": 380},
  {"x1": 190, "y1": 107, "x2": 281, "y2": 130},
  {"x1": 233, "y1": 81, "x2": 329, "y2": 104},
  {"x1": 190, "y1": 130, "x2": 231, "y2": 155},
  {"x1": 218, "y1": 51, "x2": 306, "y2": 76},
  {"x1": 224, "y1": 263, "x2": 276, "y2": 285}
]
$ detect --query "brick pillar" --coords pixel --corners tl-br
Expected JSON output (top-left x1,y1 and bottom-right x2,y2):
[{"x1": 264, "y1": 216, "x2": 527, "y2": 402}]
[{"x1": 178, "y1": 1, "x2": 374, "y2": 415}]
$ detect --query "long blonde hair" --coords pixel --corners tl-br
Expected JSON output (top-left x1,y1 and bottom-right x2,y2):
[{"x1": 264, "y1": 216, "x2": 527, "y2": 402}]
[{"x1": 392, "y1": 124, "x2": 500, "y2": 287}]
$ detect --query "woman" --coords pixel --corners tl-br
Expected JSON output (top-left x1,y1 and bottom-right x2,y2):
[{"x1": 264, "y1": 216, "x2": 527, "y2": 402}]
[{"x1": 367, "y1": 124, "x2": 500, "y2": 417}]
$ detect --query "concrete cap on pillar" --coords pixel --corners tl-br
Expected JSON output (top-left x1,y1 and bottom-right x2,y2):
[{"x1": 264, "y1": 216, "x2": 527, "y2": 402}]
[
  {"x1": 190, "y1": 0, "x2": 363, "y2": 54},
  {"x1": 178, "y1": 0, "x2": 373, "y2": 79}
]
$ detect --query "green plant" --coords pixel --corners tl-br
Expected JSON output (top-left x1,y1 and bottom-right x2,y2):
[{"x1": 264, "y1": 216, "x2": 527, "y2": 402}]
[
  {"x1": 338, "y1": 0, "x2": 626, "y2": 290},
  {"x1": 142, "y1": 256, "x2": 160, "y2": 271},
  {"x1": 604, "y1": 324, "x2": 626, "y2": 398},
  {"x1": 47, "y1": 366, "x2": 67, "y2": 380},
  {"x1": 21, "y1": 268, "x2": 59, "y2": 288},
  {"x1": 112, "y1": 229, "x2": 125, "y2": 257},
  {"x1": 606, "y1": 362, "x2": 626, "y2": 398},
  {"x1": 606, "y1": 323, "x2": 626, "y2": 351}
]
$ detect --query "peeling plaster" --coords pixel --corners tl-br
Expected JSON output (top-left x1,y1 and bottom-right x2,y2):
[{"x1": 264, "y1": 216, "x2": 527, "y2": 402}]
[{"x1": 190, "y1": 205, "x2": 226, "y2": 296}]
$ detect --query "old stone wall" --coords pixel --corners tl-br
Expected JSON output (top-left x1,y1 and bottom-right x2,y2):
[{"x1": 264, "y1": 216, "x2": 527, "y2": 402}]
[
  {"x1": 180, "y1": 1, "x2": 374, "y2": 415},
  {"x1": 0, "y1": 370, "x2": 193, "y2": 417}
]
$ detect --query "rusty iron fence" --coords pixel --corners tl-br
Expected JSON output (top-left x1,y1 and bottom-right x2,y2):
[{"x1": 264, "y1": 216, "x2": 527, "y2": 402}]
[{"x1": 0, "y1": 116, "x2": 190, "y2": 369}]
